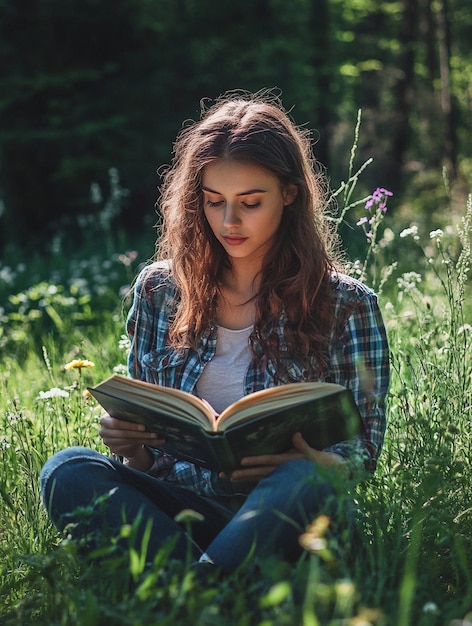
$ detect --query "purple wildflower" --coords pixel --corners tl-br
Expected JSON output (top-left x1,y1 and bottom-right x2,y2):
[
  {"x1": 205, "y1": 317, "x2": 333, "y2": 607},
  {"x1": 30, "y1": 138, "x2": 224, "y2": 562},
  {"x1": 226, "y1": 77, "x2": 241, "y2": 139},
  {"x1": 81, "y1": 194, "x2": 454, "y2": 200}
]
[
  {"x1": 365, "y1": 187, "x2": 393, "y2": 213},
  {"x1": 356, "y1": 187, "x2": 393, "y2": 240}
]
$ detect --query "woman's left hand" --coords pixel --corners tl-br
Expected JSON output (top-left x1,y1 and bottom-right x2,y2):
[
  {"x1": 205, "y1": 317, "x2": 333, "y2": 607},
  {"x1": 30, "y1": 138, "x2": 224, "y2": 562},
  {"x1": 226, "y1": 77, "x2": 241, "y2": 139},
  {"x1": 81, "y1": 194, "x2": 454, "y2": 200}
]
[
  {"x1": 291, "y1": 432, "x2": 345, "y2": 467},
  {"x1": 227, "y1": 432, "x2": 344, "y2": 483}
]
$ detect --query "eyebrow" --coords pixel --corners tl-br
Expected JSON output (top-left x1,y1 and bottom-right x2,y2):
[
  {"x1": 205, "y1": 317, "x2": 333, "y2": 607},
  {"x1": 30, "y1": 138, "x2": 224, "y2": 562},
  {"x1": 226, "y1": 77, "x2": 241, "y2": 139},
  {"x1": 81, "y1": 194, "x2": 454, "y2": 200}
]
[{"x1": 201, "y1": 185, "x2": 267, "y2": 196}]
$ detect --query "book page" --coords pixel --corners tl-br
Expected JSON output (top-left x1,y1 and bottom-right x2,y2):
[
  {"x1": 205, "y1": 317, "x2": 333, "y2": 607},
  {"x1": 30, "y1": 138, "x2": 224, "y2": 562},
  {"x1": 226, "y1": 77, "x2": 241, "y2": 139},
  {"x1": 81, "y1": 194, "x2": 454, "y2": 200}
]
[
  {"x1": 217, "y1": 382, "x2": 345, "y2": 430},
  {"x1": 91, "y1": 375, "x2": 218, "y2": 428}
]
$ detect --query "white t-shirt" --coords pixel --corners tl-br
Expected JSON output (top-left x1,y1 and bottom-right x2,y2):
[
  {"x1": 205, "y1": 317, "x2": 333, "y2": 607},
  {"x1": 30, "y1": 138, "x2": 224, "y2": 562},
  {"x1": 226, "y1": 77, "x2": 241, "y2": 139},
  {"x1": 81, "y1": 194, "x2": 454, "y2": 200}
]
[{"x1": 196, "y1": 325, "x2": 253, "y2": 414}]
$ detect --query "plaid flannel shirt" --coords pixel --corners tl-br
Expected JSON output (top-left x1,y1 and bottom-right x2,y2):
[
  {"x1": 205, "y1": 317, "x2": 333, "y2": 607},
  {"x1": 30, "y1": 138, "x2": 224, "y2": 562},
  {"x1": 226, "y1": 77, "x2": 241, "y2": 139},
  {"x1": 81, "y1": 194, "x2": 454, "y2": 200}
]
[{"x1": 126, "y1": 262, "x2": 390, "y2": 497}]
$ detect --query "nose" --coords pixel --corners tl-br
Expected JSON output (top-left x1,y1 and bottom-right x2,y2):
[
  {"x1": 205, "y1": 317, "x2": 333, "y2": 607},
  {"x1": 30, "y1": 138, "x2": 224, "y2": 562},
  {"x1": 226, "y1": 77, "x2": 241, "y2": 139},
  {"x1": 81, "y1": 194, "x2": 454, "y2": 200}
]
[{"x1": 223, "y1": 202, "x2": 241, "y2": 228}]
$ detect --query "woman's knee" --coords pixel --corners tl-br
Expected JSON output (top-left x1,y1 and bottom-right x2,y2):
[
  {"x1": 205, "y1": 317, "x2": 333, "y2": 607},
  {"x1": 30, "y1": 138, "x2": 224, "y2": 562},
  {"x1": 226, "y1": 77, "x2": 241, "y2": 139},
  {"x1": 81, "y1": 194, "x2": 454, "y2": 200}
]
[
  {"x1": 257, "y1": 458, "x2": 338, "y2": 513},
  {"x1": 40, "y1": 447, "x2": 110, "y2": 504},
  {"x1": 266, "y1": 458, "x2": 329, "y2": 489}
]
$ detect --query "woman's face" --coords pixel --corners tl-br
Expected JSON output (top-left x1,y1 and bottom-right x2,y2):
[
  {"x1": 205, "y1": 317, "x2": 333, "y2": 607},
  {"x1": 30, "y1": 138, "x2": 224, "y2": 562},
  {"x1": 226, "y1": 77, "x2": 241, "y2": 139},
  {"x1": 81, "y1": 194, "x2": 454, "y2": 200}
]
[{"x1": 202, "y1": 159, "x2": 296, "y2": 266}]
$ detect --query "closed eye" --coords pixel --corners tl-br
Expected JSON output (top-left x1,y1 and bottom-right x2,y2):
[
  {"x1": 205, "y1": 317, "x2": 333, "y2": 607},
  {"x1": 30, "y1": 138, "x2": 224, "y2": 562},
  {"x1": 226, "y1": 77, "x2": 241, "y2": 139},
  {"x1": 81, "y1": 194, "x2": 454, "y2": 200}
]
[
  {"x1": 242, "y1": 201, "x2": 261, "y2": 209},
  {"x1": 205, "y1": 199, "x2": 224, "y2": 208}
]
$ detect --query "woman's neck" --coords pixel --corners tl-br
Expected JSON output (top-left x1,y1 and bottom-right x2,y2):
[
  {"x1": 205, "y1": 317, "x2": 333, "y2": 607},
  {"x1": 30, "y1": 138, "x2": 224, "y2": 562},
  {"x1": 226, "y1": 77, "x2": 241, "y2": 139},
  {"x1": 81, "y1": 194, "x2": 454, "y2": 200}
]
[
  {"x1": 222, "y1": 261, "x2": 260, "y2": 300},
  {"x1": 215, "y1": 265, "x2": 259, "y2": 330}
]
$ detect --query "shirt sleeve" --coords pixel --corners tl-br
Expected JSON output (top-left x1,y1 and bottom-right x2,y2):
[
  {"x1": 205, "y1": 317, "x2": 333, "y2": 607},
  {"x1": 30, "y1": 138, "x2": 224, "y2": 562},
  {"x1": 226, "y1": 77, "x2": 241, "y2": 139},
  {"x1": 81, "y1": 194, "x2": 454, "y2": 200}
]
[
  {"x1": 126, "y1": 267, "x2": 155, "y2": 381},
  {"x1": 326, "y1": 287, "x2": 390, "y2": 475},
  {"x1": 125, "y1": 267, "x2": 226, "y2": 497}
]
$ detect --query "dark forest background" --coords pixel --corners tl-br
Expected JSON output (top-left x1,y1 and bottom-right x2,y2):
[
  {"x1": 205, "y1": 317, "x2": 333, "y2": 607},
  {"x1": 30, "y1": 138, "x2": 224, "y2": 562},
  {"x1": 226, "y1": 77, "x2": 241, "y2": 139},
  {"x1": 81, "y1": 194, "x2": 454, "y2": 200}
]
[{"x1": 0, "y1": 0, "x2": 470, "y2": 256}]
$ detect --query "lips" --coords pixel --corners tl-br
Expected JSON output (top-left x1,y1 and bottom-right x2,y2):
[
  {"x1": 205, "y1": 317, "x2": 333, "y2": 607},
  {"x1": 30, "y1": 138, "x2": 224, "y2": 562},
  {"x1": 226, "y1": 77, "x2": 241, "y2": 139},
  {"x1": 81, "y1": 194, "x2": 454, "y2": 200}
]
[{"x1": 222, "y1": 235, "x2": 248, "y2": 245}]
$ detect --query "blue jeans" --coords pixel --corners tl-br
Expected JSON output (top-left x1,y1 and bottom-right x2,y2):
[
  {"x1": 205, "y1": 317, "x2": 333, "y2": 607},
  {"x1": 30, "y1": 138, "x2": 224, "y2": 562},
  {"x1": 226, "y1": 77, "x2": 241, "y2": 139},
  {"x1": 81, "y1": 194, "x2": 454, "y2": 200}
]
[{"x1": 40, "y1": 447, "x2": 347, "y2": 573}]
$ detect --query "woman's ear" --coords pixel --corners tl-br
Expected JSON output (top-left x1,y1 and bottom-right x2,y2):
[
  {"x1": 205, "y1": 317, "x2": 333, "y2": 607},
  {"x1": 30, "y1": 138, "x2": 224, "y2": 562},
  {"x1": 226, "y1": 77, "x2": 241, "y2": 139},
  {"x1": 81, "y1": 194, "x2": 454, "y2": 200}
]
[{"x1": 283, "y1": 184, "x2": 298, "y2": 206}]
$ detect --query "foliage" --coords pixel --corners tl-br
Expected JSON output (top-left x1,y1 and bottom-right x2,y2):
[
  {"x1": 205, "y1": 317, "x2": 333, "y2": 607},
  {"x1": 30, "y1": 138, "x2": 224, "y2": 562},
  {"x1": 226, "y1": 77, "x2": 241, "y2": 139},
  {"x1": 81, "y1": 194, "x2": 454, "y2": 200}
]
[{"x1": 0, "y1": 167, "x2": 151, "y2": 362}]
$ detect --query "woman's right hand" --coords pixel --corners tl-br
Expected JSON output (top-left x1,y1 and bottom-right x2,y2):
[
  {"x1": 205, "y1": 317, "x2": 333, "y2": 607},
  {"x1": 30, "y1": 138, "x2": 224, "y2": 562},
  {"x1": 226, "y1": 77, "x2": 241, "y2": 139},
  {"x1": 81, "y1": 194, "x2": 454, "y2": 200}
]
[{"x1": 99, "y1": 413, "x2": 165, "y2": 460}]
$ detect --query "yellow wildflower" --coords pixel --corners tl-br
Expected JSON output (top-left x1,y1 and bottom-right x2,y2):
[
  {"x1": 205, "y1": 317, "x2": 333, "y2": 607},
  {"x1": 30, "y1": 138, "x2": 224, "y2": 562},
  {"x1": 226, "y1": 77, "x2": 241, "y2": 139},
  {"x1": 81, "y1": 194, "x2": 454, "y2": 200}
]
[
  {"x1": 299, "y1": 514, "x2": 331, "y2": 553},
  {"x1": 64, "y1": 359, "x2": 95, "y2": 371}
]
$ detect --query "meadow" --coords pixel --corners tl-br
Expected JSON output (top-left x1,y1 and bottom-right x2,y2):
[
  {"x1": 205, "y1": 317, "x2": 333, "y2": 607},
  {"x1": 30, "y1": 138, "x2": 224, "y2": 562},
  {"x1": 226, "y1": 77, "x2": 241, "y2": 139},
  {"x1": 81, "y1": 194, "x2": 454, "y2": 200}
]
[{"x1": 0, "y1": 162, "x2": 471, "y2": 625}]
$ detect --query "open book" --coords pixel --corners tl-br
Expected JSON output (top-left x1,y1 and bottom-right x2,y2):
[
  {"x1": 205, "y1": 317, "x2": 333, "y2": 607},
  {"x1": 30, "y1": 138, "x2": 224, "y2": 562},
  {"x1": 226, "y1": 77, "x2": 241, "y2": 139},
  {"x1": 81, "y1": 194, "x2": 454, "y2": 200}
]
[{"x1": 89, "y1": 374, "x2": 364, "y2": 473}]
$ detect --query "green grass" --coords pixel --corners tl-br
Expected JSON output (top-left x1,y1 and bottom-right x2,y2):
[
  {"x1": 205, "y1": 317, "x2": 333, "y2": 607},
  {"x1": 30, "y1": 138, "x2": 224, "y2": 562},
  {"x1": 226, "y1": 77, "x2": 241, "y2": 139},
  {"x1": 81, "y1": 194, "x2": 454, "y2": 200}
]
[{"x1": 0, "y1": 187, "x2": 471, "y2": 625}]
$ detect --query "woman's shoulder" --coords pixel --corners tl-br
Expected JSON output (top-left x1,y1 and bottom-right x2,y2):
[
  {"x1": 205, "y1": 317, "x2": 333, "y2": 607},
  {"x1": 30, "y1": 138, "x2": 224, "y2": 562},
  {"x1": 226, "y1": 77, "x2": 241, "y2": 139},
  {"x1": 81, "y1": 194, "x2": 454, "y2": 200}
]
[
  {"x1": 328, "y1": 271, "x2": 379, "y2": 304},
  {"x1": 134, "y1": 260, "x2": 177, "y2": 296}
]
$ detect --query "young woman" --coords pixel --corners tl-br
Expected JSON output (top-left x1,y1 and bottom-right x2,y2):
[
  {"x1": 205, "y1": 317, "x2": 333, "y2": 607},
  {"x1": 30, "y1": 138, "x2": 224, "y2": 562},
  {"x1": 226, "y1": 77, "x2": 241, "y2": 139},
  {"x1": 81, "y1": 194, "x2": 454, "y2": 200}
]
[{"x1": 40, "y1": 91, "x2": 390, "y2": 574}]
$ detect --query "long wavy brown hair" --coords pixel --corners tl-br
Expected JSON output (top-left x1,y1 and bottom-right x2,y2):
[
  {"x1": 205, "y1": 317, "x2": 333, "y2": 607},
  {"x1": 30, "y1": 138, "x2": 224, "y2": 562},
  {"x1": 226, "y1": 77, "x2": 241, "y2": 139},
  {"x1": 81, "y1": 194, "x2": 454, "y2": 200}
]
[{"x1": 154, "y1": 90, "x2": 343, "y2": 380}]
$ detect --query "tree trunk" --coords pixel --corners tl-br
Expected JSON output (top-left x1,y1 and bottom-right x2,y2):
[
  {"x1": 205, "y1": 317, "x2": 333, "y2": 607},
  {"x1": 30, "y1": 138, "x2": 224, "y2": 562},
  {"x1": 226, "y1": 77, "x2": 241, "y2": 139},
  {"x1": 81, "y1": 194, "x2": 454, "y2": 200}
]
[
  {"x1": 421, "y1": 0, "x2": 438, "y2": 82},
  {"x1": 435, "y1": 0, "x2": 457, "y2": 178},
  {"x1": 308, "y1": 0, "x2": 332, "y2": 169},
  {"x1": 390, "y1": 0, "x2": 419, "y2": 186}
]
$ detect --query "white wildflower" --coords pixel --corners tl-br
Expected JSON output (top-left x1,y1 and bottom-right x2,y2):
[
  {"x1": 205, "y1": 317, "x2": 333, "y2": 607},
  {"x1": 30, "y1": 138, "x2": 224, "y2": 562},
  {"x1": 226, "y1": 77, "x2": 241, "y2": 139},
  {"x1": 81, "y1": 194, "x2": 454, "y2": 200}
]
[
  {"x1": 118, "y1": 334, "x2": 131, "y2": 352},
  {"x1": 348, "y1": 259, "x2": 364, "y2": 278},
  {"x1": 37, "y1": 387, "x2": 70, "y2": 400},
  {"x1": 0, "y1": 266, "x2": 15, "y2": 284},
  {"x1": 397, "y1": 272, "x2": 422, "y2": 291},
  {"x1": 6, "y1": 411, "x2": 19, "y2": 425},
  {"x1": 429, "y1": 229, "x2": 443, "y2": 240},
  {"x1": 399, "y1": 225, "x2": 419, "y2": 240},
  {"x1": 423, "y1": 602, "x2": 437, "y2": 613}
]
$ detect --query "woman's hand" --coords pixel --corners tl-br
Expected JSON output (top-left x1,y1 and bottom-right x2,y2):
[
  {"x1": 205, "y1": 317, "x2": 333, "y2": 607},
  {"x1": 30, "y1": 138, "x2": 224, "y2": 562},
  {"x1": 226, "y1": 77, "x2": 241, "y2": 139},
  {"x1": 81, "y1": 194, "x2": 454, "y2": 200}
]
[
  {"x1": 291, "y1": 432, "x2": 345, "y2": 467},
  {"x1": 99, "y1": 413, "x2": 165, "y2": 470},
  {"x1": 227, "y1": 432, "x2": 344, "y2": 484}
]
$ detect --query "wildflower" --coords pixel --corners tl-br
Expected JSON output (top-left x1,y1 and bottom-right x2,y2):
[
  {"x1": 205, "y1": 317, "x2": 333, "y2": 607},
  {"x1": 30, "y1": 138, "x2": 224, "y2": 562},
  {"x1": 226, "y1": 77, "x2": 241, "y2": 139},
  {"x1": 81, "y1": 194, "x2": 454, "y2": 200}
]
[
  {"x1": 347, "y1": 259, "x2": 364, "y2": 278},
  {"x1": 64, "y1": 359, "x2": 95, "y2": 371},
  {"x1": 356, "y1": 187, "x2": 393, "y2": 243},
  {"x1": 300, "y1": 536, "x2": 327, "y2": 552},
  {"x1": 0, "y1": 266, "x2": 15, "y2": 284},
  {"x1": 118, "y1": 334, "x2": 131, "y2": 351},
  {"x1": 299, "y1": 514, "x2": 331, "y2": 553},
  {"x1": 0, "y1": 437, "x2": 11, "y2": 451},
  {"x1": 429, "y1": 229, "x2": 444, "y2": 240},
  {"x1": 400, "y1": 225, "x2": 419, "y2": 240},
  {"x1": 397, "y1": 272, "x2": 422, "y2": 291},
  {"x1": 117, "y1": 250, "x2": 138, "y2": 267},
  {"x1": 6, "y1": 411, "x2": 20, "y2": 425},
  {"x1": 37, "y1": 387, "x2": 70, "y2": 400},
  {"x1": 422, "y1": 602, "x2": 439, "y2": 614},
  {"x1": 365, "y1": 187, "x2": 393, "y2": 212}
]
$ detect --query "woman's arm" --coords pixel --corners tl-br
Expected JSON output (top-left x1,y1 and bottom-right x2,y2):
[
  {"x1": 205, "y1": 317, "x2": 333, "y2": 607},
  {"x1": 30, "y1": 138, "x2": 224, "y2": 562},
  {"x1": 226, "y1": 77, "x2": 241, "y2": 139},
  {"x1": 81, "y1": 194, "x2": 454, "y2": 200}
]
[{"x1": 326, "y1": 284, "x2": 390, "y2": 472}]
